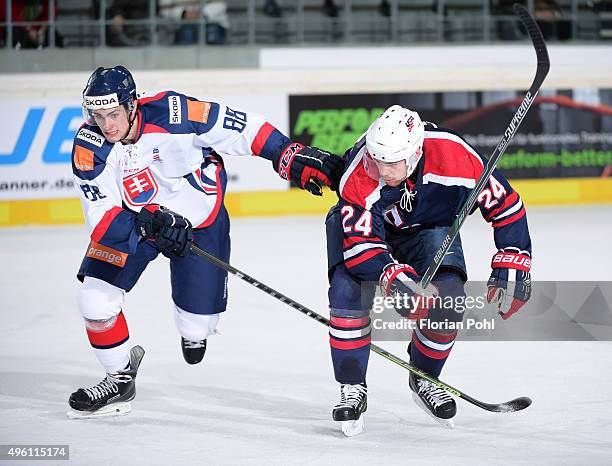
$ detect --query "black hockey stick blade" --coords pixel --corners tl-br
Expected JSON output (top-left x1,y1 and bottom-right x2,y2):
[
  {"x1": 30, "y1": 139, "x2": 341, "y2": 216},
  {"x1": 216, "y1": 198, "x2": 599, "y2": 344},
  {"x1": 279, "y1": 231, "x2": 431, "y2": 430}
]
[
  {"x1": 420, "y1": 4, "x2": 550, "y2": 288},
  {"x1": 513, "y1": 3, "x2": 550, "y2": 91},
  {"x1": 370, "y1": 344, "x2": 532, "y2": 413},
  {"x1": 465, "y1": 394, "x2": 532, "y2": 413}
]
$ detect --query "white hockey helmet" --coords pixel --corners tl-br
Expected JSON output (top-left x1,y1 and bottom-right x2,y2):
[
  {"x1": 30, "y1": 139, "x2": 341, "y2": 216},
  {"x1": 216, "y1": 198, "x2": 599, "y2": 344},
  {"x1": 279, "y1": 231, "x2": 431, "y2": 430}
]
[{"x1": 365, "y1": 105, "x2": 425, "y2": 176}]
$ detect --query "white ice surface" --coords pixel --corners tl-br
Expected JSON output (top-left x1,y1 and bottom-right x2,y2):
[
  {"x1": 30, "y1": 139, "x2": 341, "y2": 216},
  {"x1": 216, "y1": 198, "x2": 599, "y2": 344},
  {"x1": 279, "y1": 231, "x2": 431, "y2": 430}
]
[{"x1": 1, "y1": 205, "x2": 611, "y2": 465}]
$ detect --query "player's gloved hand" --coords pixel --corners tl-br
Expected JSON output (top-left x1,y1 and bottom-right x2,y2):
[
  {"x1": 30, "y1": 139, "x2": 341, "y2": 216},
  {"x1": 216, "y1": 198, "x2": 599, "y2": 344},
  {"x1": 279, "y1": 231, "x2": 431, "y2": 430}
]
[
  {"x1": 273, "y1": 143, "x2": 343, "y2": 196},
  {"x1": 379, "y1": 263, "x2": 438, "y2": 320},
  {"x1": 487, "y1": 248, "x2": 532, "y2": 320},
  {"x1": 135, "y1": 204, "x2": 193, "y2": 257}
]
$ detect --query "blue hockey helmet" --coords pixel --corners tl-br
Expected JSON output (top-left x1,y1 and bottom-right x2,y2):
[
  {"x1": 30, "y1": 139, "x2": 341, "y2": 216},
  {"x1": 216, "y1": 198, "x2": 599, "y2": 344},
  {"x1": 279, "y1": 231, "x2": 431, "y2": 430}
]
[{"x1": 82, "y1": 65, "x2": 137, "y2": 125}]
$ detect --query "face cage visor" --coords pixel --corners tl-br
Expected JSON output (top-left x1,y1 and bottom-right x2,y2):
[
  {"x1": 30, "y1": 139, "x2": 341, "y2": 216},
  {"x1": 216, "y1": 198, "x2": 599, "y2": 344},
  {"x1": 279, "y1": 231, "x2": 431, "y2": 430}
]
[
  {"x1": 363, "y1": 148, "x2": 418, "y2": 183},
  {"x1": 362, "y1": 149, "x2": 382, "y2": 181},
  {"x1": 82, "y1": 93, "x2": 135, "y2": 126}
]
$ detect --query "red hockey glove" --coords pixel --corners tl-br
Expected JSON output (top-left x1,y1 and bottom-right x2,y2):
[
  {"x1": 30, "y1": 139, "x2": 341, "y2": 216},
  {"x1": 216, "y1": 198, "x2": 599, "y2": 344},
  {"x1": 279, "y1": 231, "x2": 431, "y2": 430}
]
[
  {"x1": 487, "y1": 248, "x2": 532, "y2": 320},
  {"x1": 379, "y1": 263, "x2": 438, "y2": 320},
  {"x1": 136, "y1": 204, "x2": 193, "y2": 257},
  {"x1": 274, "y1": 143, "x2": 343, "y2": 195}
]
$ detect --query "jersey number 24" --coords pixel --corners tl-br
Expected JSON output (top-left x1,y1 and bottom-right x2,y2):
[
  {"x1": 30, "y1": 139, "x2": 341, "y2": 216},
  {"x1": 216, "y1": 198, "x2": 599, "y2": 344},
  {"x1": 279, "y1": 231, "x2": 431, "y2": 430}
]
[
  {"x1": 477, "y1": 176, "x2": 507, "y2": 209},
  {"x1": 341, "y1": 206, "x2": 373, "y2": 236}
]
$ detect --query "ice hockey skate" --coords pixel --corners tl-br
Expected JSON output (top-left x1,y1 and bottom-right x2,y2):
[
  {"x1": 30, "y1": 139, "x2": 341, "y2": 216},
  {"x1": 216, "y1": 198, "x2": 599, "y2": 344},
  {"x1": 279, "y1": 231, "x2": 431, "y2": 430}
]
[
  {"x1": 409, "y1": 371, "x2": 456, "y2": 428},
  {"x1": 181, "y1": 337, "x2": 207, "y2": 365},
  {"x1": 67, "y1": 345, "x2": 145, "y2": 419},
  {"x1": 332, "y1": 383, "x2": 367, "y2": 436}
]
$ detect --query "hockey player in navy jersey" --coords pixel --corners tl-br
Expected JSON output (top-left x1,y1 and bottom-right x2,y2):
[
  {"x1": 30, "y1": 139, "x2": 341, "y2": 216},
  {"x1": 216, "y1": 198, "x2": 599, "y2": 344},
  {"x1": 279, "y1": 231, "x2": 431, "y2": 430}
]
[
  {"x1": 67, "y1": 65, "x2": 343, "y2": 417},
  {"x1": 326, "y1": 105, "x2": 532, "y2": 433}
]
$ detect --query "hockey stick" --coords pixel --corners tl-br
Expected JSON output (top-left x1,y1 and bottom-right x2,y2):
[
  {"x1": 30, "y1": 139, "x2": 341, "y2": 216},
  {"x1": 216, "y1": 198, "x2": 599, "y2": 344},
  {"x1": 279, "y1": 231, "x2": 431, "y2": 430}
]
[
  {"x1": 188, "y1": 4, "x2": 546, "y2": 414},
  {"x1": 190, "y1": 242, "x2": 530, "y2": 413},
  {"x1": 420, "y1": 3, "x2": 550, "y2": 288}
]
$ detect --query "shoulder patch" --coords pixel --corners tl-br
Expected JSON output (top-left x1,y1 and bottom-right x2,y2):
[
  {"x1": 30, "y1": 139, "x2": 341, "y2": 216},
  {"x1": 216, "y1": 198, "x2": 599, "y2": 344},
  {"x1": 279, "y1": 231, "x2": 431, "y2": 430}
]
[
  {"x1": 187, "y1": 100, "x2": 212, "y2": 124},
  {"x1": 72, "y1": 126, "x2": 113, "y2": 180},
  {"x1": 74, "y1": 145, "x2": 95, "y2": 172},
  {"x1": 76, "y1": 127, "x2": 105, "y2": 148}
]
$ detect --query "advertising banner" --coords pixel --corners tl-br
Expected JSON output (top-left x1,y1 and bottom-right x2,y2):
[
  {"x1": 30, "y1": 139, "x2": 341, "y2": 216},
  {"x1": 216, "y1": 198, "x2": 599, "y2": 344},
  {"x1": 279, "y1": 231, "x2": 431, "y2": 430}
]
[
  {"x1": 290, "y1": 89, "x2": 612, "y2": 179},
  {"x1": 0, "y1": 95, "x2": 288, "y2": 200}
]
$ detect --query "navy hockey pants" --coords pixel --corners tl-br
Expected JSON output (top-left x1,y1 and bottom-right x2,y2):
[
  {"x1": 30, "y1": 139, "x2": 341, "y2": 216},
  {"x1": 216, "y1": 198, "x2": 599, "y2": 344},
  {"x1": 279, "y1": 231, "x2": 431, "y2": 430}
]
[{"x1": 326, "y1": 208, "x2": 467, "y2": 383}]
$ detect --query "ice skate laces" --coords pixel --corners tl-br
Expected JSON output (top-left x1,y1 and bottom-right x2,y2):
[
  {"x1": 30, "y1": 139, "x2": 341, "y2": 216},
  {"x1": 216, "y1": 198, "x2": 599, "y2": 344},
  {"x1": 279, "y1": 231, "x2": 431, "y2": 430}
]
[
  {"x1": 340, "y1": 383, "x2": 367, "y2": 407},
  {"x1": 83, "y1": 376, "x2": 119, "y2": 401},
  {"x1": 417, "y1": 378, "x2": 453, "y2": 408},
  {"x1": 183, "y1": 339, "x2": 206, "y2": 349},
  {"x1": 400, "y1": 185, "x2": 416, "y2": 212}
]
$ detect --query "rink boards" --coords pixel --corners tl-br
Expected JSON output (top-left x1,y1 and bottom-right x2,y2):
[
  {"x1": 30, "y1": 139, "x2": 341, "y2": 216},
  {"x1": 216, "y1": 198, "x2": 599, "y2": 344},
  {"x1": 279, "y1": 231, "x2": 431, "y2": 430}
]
[
  {"x1": 1, "y1": 177, "x2": 612, "y2": 226},
  {"x1": 1, "y1": 45, "x2": 612, "y2": 226}
]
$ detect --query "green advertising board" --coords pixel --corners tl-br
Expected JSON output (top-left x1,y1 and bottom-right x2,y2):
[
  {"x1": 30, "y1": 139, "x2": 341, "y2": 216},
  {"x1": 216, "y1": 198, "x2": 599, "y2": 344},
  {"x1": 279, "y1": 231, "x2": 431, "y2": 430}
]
[{"x1": 290, "y1": 90, "x2": 612, "y2": 179}]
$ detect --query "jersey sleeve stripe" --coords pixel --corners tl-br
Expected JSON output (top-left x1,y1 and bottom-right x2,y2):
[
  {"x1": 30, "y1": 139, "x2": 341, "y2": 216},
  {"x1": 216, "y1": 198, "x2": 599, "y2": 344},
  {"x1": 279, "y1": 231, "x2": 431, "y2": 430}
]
[
  {"x1": 487, "y1": 191, "x2": 519, "y2": 220},
  {"x1": 343, "y1": 242, "x2": 388, "y2": 260},
  {"x1": 250, "y1": 122, "x2": 275, "y2": 156},
  {"x1": 422, "y1": 172, "x2": 476, "y2": 188},
  {"x1": 343, "y1": 235, "x2": 385, "y2": 247},
  {"x1": 491, "y1": 198, "x2": 523, "y2": 222},
  {"x1": 492, "y1": 207, "x2": 526, "y2": 228},
  {"x1": 91, "y1": 206, "x2": 124, "y2": 243},
  {"x1": 345, "y1": 248, "x2": 388, "y2": 269}
]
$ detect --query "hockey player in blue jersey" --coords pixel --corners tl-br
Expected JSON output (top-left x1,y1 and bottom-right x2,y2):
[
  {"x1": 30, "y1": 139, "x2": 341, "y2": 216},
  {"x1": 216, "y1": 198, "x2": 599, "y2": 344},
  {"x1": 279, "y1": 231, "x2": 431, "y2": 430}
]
[
  {"x1": 67, "y1": 65, "x2": 343, "y2": 417},
  {"x1": 326, "y1": 105, "x2": 532, "y2": 434}
]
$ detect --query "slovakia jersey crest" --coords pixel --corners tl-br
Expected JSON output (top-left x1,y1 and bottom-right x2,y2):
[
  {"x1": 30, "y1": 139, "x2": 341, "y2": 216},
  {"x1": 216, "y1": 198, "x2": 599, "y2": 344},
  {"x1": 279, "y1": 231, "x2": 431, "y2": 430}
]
[{"x1": 123, "y1": 168, "x2": 159, "y2": 206}]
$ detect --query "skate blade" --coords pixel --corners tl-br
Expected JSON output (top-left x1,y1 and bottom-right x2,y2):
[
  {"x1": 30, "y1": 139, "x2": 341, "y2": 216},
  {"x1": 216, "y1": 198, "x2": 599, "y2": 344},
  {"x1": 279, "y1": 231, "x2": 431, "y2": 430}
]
[
  {"x1": 341, "y1": 417, "x2": 365, "y2": 437},
  {"x1": 66, "y1": 402, "x2": 132, "y2": 419},
  {"x1": 411, "y1": 393, "x2": 455, "y2": 429}
]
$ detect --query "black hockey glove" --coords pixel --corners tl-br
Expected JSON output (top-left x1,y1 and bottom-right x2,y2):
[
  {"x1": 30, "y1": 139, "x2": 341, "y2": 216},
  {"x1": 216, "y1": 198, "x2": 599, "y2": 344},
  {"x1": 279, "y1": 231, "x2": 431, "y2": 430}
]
[
  {"x1": 272, "y1": 143, "x2": 343, "y2": 196},
  {"x1": 136, "y1": 204, "x2": 193, "y2": 257}
]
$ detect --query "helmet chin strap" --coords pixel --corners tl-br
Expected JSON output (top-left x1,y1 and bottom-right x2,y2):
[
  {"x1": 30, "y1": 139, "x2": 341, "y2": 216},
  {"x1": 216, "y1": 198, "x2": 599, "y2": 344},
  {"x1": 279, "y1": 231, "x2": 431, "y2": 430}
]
[
  {"x1": 400, "y1": 156, "x2": 420, "y2": 212},
  {"x1": 119, "y1": 103, "x2": 138, "y2": 145}
]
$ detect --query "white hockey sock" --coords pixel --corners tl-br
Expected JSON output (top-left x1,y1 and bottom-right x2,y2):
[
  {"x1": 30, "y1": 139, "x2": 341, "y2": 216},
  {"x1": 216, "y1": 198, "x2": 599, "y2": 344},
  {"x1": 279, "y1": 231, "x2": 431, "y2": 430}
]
[
  {"x1": 174, "y1": 306, "x2": 220, "y2": 341},
  {"x1": 93, "y1": 339, "x2": 131, "y2": 374}
]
